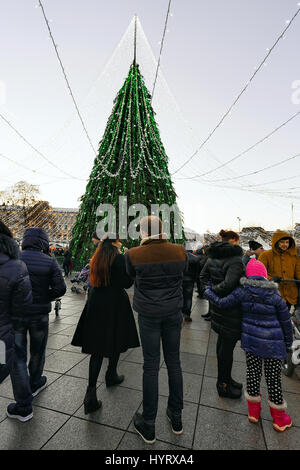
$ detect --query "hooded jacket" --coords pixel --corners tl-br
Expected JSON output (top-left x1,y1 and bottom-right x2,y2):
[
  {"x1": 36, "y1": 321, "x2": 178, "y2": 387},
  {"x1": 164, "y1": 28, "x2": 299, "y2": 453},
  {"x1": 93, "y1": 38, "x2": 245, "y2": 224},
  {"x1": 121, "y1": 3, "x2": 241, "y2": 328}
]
[
  {"x1": 204, "y1": 277, "x2": 293, "y2": 360},
  {"x1": 200, "y1": 241, "x2": 245, "y2": 339},
  {"x1": 20, "y1": 228, "x2": 66, "y2": 315},
  {"x1": 258, "y1": 231, "x2": 300, "y2": 305},
  {"x1": 0, "y1": 234, "x2": 32, "y2": 383}
]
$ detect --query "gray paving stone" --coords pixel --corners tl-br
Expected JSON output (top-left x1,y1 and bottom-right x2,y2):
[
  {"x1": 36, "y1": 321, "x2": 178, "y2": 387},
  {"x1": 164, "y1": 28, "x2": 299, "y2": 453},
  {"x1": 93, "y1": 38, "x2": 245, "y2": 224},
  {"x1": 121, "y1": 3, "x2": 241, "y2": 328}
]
[
  {"x1": 180, "y1": 339, "x2": 208, "y2": 356},
  {"x1": 60, "y1": 343, "x2": 88, "y2": 355},
  {"x1": 125, "y1": 347, "x2": 163, "y2": 366},
  {"x1": 42, "y1": 417, "x2": 124, "y2": 450},
  {"x1": 75, "y1": 384, "x2": 142, "y2": 429},
  {"x1": 280, "y1": 374, "x2": 300, "y2": 395},
  {"x1": 262, "y1": 418, "x2": 300, "y2": 450},
  {"x1": 0, "y1": 406, "x2": 69, "y2": 450},
  {"x1": 48, "y1": 322, "x2": 73, "y2": 335},
  {"x1": 66, "y1": 355, "x2": 104, "y2": 382},
  {"x1": 159, "y1": 368, "x2": 202, "y2": 404},
  {"x1": 180, "y1": 328, "x2": 209, "y2": 343},
  {"x1": 33, "y1": 374, "x2": 88, "y2": 414},
  {"x1": 193, "y1": 406, "x2": 266, "y2": 450},
  {"x1": 46, "y1": 334, "x2": 73, "y2": 350},
  {"x1": 162, "y1": 352, "x2": 205, "y2": 376},
  {"x1": 183, "y1": 320, "x2": 211, "y2": 332},
  {"x1": 118, "y1": 361, "x2": 143, "y2": 391},
  {"x1": 200, "y1": 376, "x2": 247, "y2": 415},
  {"x1": 44, "y1": 349, "x2": 85, "y2": 374},
  {"x1": 135, "y1": 395, "x2": 197, "y2": 449},
  {"x1": 118, "y1": 432, "x2": 186, "y2": 451},
  {"x1": 259, "y1": 391, "x2": 300, "y2": 427},
  {"x1": 55, "y1": 325, "x2": 77, "y2": 336},
  {"x1": 0, "y1": 371, "x2": 61, "y2": 400},
  {"x1": 0, "y1": 397, "x2": 12, "y2": 422}
]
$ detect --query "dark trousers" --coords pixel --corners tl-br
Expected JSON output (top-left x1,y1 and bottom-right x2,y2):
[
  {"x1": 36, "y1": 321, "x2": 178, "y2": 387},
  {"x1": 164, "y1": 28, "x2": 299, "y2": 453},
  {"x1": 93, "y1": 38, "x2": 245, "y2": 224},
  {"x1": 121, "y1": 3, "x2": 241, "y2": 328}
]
[
  {"x1": 88, "y1": 353, "x2": 120, "y2": 387},
  {"x1": 182, "y1": 280, "x2": 194, "y2": 317},
  {"x1": 216, "y1": 334, "x2": 238, "y2": 384},
  {"x1": 10, "y1": 315, "x2": 49, "y2": 408},
  {"x1": 138, "y1": 312, "x2": 183, "y2": 425}
]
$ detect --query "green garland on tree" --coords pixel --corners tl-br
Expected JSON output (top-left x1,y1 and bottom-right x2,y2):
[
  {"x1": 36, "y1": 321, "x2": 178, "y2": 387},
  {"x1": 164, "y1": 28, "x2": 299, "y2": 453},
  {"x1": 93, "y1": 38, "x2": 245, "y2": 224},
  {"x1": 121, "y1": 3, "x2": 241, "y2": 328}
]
[{"x1": 70, "y1": 62, "x2": 184, "y2": 264}]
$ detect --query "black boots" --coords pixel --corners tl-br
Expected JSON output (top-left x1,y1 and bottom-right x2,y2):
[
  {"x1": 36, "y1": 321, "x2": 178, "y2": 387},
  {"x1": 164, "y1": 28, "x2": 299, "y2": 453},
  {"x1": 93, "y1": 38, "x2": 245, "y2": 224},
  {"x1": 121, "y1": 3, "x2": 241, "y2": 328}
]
[
  {"x1": 230, "y1": 378, "x2": 243, "y2": 390},
  {"x1": 83, "y1": 386, "x2": 102, "y2": 414},
  {"x1": 216, "y1": 382, "x2": 242, "y2": 399},
  {"x1": 105, "y1": 371, "x2": 124, "y2": 387}
]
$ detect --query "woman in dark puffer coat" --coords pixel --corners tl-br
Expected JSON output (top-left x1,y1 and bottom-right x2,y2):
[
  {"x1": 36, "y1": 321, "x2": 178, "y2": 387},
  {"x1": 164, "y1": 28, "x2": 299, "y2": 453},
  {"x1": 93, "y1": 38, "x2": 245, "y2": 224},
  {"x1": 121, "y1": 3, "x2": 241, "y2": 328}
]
[
  {"x1": 0, "y1": 221, "x2": 32, "y2": 384},
  {"x1": 205, "y1": 259, "x2": 293, "y2": 433},
  {"x1": 200, "y1": 230, "x2": 245, "y2": 398}
]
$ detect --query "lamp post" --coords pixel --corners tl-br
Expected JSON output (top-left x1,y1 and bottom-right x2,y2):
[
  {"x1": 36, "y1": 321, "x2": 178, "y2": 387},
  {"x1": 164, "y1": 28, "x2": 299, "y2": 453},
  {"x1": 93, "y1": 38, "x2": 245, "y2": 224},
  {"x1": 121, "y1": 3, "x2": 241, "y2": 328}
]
[{"x1": 237, "y1": 217, "x2": 241, "y2": 234}]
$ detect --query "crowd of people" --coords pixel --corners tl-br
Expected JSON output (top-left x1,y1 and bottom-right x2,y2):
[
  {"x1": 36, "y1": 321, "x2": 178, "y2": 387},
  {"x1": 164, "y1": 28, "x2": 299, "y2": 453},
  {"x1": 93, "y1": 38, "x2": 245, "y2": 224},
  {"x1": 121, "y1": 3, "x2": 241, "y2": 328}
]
[{"x1": 0, "y1": 216, "x2": 299, "y2": 446}]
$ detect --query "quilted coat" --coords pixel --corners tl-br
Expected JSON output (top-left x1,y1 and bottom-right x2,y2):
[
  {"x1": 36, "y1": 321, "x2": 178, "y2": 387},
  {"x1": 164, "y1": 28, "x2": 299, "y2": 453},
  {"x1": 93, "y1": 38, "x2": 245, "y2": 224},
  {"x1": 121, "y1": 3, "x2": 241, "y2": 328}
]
[
  {"x1": 0, "y1": 234, "x2": 32, "y2": 383},
  {"x1": 20, "y1": 228, "x2": 66, "y2": 315},
  {"x1": 258, "y1": 231, "x2": 300, "y2": 305},
  {"x1": 204, "y1": 276, "x2": 293, "y2": 360},
  {"x1": 200, "y1": 241, "x2": 245, "y2": 340}
]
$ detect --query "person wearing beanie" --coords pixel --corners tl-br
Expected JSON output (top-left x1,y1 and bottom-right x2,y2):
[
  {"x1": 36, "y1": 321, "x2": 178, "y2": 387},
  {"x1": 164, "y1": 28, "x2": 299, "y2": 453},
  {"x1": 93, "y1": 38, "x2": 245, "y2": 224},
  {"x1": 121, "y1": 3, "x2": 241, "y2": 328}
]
[
  {"x1": 204, "y1": 258, "x2": 294, "y2": 433},
  {"x1": 242, "y1": 241, "x2": 264, "y2": 266},
  {"x1": 0, "y1": 220, "x2": 32, "y2": 386},
  {"x1": 258, "y1": 231, "x2": 300, "y2": 309}
]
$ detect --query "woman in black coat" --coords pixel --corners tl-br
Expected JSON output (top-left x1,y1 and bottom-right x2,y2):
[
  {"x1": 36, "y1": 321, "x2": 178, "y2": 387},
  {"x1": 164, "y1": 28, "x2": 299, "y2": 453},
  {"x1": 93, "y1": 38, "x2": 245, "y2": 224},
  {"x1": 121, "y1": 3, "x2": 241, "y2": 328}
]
[
  {"x1": 71, "y1": 234, "x2": 140, "y2": 414},
  {"x1": 200, "y1": 230, "x2": 245, "y2": 399}
]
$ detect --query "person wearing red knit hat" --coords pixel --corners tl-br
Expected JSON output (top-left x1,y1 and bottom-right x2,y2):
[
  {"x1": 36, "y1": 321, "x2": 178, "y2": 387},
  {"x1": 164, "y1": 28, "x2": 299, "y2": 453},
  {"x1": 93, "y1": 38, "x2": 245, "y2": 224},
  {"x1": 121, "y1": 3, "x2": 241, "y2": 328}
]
[{"x1": 205, "y1": 258, "x2": 294, "y2": 433}]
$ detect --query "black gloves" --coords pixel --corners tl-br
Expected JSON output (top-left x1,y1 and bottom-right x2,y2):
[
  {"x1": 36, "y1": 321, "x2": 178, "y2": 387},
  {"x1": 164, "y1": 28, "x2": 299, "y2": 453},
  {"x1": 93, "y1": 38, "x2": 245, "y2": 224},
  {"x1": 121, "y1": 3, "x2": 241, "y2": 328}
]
[{"x1": 270, "y1": 276, "x2": 282, "y2": 283}]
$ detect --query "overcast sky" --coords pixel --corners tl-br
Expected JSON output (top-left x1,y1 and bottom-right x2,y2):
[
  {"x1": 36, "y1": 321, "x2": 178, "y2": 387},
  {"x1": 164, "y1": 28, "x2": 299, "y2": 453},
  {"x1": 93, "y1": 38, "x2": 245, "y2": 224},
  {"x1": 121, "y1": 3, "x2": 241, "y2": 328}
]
[{"x1": 1, "y1": 0, "x2": 300, "y2": 234}]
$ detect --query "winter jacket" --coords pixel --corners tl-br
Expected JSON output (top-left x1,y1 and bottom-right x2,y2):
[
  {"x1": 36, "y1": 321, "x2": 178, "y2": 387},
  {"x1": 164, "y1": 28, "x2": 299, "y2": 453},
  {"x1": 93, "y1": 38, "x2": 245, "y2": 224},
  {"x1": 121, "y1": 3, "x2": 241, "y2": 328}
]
[
  {"x1": 71, "y1": 254, "x2": 140, "y2": 356},
  {"x1": 183, "y1": 252, "x2": 201, "y2": 282},
  {"x1": 0, "y1": 234, "x2": 32, "y2": 383},
  {"x1": 258, "y1": 231, "x2": 300, "y2": 305},
  {"x1": 200, "y1": 241, "x2": 245, "y2": 340},
  {"x1": 204, "y1": 276, "x2": 293, "y2": 360},
  {"x1": 20, "y1": 228, "x2": 66, "y2": 316},
  {"x1": 125, "y1": 235, "x2": 187, "y2": 317}
]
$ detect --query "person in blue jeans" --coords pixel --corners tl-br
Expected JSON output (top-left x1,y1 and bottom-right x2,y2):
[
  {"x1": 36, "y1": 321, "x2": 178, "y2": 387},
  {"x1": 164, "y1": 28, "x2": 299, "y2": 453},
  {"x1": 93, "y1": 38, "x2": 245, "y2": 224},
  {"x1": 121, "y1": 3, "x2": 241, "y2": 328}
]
[
  {"x1": 7, "y1": 228, "x2": 66, "y2": 422},
  {"x1": 125, "y1": 216, "x2": 187, "y2": 444}
]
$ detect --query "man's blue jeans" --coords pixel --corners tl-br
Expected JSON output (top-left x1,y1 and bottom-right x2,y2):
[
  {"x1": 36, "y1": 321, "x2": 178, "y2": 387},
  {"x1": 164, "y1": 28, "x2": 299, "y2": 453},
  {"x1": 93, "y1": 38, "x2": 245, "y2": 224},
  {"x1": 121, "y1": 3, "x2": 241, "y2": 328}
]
[
  {"x1": 10, "y1": 315, "x2": 49, "y2": 408},
  {"x1": 138, "y1": 312, "x2": 183, "y2": 425}
]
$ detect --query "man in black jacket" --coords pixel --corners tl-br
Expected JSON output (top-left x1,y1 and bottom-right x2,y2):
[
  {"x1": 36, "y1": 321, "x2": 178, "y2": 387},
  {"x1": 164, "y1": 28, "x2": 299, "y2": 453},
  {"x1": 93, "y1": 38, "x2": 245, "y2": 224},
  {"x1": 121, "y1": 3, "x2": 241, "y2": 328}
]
[
  {"x1": 125, "y1": 216, "x2": 186, "y2": 444},
  {"x1": 7, "y1": 228, "x2": 66, "y2": 422}
]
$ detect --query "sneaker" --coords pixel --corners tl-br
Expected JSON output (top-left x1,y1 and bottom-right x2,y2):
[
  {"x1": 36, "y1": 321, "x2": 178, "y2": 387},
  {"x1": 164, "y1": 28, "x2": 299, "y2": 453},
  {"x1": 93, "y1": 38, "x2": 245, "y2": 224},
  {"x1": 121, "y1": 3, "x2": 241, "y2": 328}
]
[
  {"x1": 6, "y1": 403, "x2": 33, "y2": 422},
  {"x1": 31, "y1": 376, "x2": 47, "y2": 397},
  {"x1": 133, "y1": 412, "x2": 156, "y2": 444},
  {"x1": 166, "y1": 408, "x2": 183, "y2": 435}
]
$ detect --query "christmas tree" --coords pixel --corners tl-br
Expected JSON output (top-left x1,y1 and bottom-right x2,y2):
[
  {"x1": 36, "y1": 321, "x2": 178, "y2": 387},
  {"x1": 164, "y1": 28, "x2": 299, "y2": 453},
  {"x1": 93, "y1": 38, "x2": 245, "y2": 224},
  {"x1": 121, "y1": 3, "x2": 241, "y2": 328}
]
[{"x1": 71, "y1": 52, "x2": 183, "y2": 264}]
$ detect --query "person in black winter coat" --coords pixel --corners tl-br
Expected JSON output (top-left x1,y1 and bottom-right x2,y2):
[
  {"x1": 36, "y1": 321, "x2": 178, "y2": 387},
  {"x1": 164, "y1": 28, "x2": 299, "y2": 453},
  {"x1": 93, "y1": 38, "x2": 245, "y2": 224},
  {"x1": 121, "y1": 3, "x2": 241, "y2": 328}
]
[
  {"x1": 7, "y1": 227, "x2": 66, "y2": 422},
  {"x1": 0, "y1": 221, "x2": 32, "y2": 385},
  {"x1": 63, "y1": 248, "x2": 72, "y2": 276},
  {"x1": 195, "y1": 246, "x2": 209, "y2": 298},
  {"x1": 71, "y1": 234, "x2": 140, "y2": 415},
  {"x1": 182, "y1": 250, "x2": 202, "y2": 322},
  {"x1": 200, "y1": 229, "x2": 245, "y2": 399}
]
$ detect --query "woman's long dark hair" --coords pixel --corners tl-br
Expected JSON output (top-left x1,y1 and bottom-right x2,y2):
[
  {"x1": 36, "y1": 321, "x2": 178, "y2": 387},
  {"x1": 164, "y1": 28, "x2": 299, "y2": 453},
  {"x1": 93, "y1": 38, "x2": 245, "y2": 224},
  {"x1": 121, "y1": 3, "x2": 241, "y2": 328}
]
[{"x1": 89, "y1": 234, "x2": 120, "y2": 287}]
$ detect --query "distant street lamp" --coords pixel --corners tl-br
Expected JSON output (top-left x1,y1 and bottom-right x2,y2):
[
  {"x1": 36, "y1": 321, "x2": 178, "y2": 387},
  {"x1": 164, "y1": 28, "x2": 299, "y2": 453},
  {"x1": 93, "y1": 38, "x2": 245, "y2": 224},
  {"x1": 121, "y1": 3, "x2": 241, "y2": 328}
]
[{"x1": 237, "y1": 217, "x2": 241, "y2": 234}]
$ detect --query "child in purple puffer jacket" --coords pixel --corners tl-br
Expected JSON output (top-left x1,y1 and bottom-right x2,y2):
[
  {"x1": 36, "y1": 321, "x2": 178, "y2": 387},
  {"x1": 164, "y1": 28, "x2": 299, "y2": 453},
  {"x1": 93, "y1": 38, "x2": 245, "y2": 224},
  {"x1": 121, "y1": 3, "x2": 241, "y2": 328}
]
[{"x1": 205, "y1": 258, "x2": 293, "y2": 433}]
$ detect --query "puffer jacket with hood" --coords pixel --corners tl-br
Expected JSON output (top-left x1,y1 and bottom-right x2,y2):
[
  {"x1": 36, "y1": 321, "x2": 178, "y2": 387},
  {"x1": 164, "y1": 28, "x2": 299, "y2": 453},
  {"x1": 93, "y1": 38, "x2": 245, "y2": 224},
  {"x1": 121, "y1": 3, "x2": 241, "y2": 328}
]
[
  {"x1": 200, "y1": 241, "x2": 245, "y2": 339},
  {"x1": 0, "y1": 233, "x2": 32, "y2": 383},
  {"x1": 204, "y1": 276, "x2": 293, "y2": 360},
  {"x1": 20, "y1": 228, "x2": 66, "y2": 315},
  {"x1": 258, "y1": 231, "x2": 300, "y2": 305}
]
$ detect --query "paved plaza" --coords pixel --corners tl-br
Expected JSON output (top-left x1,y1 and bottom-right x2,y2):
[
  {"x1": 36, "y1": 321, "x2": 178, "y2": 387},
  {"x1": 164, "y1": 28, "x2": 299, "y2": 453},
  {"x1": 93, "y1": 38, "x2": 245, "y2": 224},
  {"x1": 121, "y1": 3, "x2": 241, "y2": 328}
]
[{"x1": 0, "y1": 280, "x2": 300, "y2": 451}]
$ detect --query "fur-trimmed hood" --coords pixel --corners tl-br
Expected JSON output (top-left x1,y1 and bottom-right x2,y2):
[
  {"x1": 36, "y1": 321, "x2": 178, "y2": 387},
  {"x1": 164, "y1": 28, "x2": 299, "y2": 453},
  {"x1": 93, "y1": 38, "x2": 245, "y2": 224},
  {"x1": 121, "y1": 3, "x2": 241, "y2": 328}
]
[
  {"x1": 207, "y1": 241, "x2": 243, "y2": 260},
  {"x1": 0, "y1": 233, "x2": 19, "y2": 262},
  {"x1": 240, "y1": 276, "x2": 278, "y2": 290}
]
